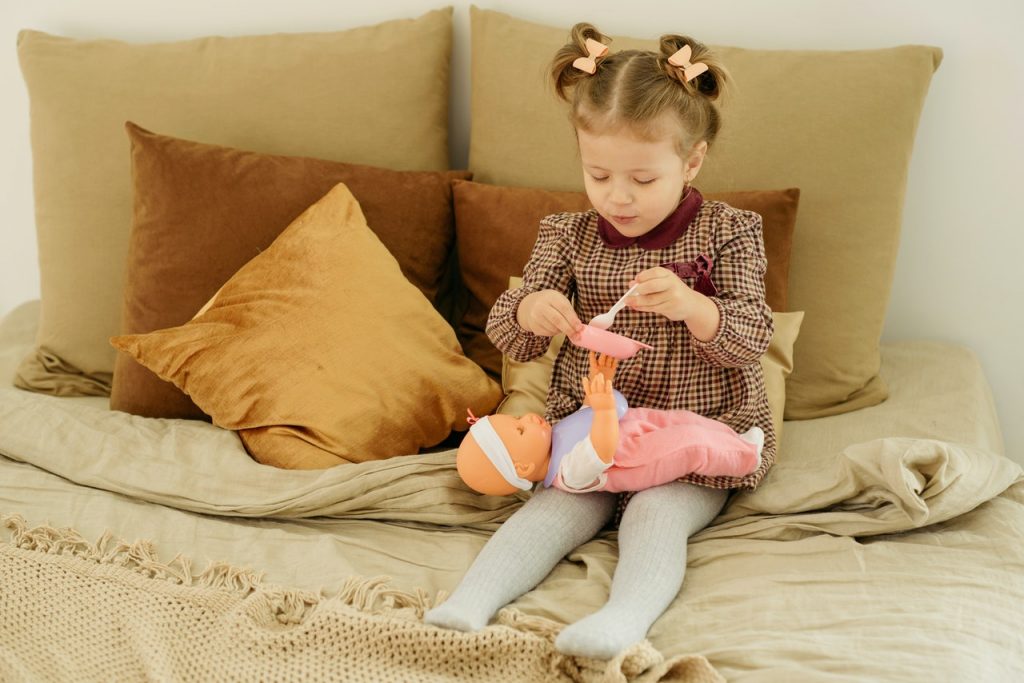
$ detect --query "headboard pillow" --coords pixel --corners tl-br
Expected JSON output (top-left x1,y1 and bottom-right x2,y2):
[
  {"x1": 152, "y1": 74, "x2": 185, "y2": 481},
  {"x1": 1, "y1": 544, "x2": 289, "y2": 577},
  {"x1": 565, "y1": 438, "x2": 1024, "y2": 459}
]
[
  {"x1": 14, "y1": 8, "x2": 454, "y2": 398},
  {"x1": 467, "y1": 7, "x2": 941, "y2": 418},
  {"x1": 111, "y1": 123, "x2": 469, "y2": 421}
]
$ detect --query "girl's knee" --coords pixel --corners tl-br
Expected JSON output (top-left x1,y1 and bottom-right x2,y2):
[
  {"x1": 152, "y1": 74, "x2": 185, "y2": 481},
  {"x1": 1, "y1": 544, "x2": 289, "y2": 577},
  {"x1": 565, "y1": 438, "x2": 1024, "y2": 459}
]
[
  {"x1": 527, "y1": 485, "x2": 617, "y2": 516},
  {"x1": 627, "y1": 482, "x2": 729, "y2": 519}
]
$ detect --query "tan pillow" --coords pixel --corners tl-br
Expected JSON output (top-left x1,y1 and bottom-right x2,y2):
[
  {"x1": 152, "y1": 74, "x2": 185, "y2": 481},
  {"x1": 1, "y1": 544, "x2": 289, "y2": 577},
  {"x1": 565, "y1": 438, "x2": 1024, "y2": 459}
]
[
  {"x1": 454, "y1": 179, "x2": 799, "y2": 379},
  {"x1": 759, "y1": 311, "x2": 804, "y2": 440},
  {"x1": 15, "y1": 8, "x2": 454, "y2": 397},
  {"x1": 500, "y1": 277, "x2": 803, "y2": 441},
  {"x1": 111, "y1": 184, "x2": 502, "y2": 468},
  {"x1": 111, "y1": 123, "x2": 470, "y2": 422},
  {"x1": 468, "y1": 7, "x2": 941, "y2": 419}
]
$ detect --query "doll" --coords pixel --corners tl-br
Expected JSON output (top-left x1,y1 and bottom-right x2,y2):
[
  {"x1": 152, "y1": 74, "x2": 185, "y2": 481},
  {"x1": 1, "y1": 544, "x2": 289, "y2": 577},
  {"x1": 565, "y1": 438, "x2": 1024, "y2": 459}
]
[{"x1": 457, "y1": 352, "x2": 763, "y2": 496}]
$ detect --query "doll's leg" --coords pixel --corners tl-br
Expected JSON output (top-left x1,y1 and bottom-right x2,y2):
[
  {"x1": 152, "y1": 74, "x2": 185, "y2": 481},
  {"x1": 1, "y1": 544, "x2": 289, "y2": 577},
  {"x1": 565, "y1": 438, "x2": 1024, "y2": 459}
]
[
  {"x1": 424, "y1": 485, "x2": 617, "y2": 632},
  {"x1": 554, "y1": 481, "x2": 728, "y2": 659}
]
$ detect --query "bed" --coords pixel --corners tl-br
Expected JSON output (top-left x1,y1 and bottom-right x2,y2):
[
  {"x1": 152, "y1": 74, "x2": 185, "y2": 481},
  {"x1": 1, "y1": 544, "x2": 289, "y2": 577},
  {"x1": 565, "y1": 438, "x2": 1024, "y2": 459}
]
[{"x1": 2, "y1": 7, "x2": 1022, "y2": 683}]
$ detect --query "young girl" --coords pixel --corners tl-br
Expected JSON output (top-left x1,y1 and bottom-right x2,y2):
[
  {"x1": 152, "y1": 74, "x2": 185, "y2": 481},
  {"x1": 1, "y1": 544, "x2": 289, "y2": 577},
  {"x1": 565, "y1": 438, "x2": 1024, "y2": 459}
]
[{"x1": 425, "y1": 23, "x2": 774, "y2": 659}]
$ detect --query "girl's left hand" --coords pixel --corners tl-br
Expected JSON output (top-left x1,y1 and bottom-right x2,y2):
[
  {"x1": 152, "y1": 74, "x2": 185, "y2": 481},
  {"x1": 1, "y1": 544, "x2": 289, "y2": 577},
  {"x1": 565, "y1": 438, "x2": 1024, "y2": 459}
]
[{"x1": 626, "y1": 267, "x2": 696, "y2": 322}]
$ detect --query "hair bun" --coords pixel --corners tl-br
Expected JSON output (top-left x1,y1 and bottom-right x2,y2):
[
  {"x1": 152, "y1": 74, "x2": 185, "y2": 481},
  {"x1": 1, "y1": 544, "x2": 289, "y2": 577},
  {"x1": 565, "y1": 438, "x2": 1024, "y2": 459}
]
[
  {"x1": 659, "y1": 34, "x2": 727, "y2": 101},
  {"x1": 693, "y1": 71, "x2": 719, "y2": 98},
  {"x1": 550, "y1": 22, "x2": 612, "y2": 101}
]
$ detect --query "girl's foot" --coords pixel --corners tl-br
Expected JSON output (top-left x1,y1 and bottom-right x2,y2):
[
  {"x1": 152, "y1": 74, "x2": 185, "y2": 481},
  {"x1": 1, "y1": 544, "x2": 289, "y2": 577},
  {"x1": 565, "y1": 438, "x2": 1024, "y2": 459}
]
[{"x1": 554, "y1": 604, "x2": 645, "y2": 659}]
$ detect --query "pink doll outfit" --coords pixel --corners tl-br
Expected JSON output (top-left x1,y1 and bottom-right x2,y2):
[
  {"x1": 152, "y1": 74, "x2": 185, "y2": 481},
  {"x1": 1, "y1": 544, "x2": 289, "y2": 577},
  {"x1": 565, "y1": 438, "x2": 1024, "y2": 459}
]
[{"x1": 552, "y1": 407, "x2": 763, "y2": 493}]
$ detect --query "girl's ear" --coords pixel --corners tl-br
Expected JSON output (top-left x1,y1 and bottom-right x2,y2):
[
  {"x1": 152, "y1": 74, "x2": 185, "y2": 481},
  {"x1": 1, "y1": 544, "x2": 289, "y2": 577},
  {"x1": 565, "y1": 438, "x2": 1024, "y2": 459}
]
[{"x1": 686, "y1": 140, "x2": 709, "y2": 181}]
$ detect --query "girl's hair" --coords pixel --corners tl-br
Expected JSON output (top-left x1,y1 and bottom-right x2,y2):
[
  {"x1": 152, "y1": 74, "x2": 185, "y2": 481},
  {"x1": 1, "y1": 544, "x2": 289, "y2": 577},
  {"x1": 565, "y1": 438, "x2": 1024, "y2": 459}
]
[{"x1": 550, "y1": 23, "x2": 730, "y2": 155}]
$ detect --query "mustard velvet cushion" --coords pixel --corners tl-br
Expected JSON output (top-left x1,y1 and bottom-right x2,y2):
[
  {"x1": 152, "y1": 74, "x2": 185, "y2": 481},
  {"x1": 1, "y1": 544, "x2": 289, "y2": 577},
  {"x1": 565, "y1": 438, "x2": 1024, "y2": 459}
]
[
  {"x1": 111, "y1": 184, "x2": 502, "y2": 468},
  {"x1": 499, "y1": 276, "x2": 803, "y2": 443},
  {"x1": 468, "y1": 7, "x2": 941, "y2": 419},
  {"x1": 15, "y1": 8, "x2": 453, "y2": 398},
  {"x1": 111, "y1": 123, "x2": 470, "y2": 422}
]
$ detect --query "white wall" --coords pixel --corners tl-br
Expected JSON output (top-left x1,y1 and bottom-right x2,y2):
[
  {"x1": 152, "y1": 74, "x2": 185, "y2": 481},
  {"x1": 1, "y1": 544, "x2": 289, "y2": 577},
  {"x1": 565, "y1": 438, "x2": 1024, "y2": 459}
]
[{"x1": 2, "y1": 0, "x2": 1022, "y2": 461}]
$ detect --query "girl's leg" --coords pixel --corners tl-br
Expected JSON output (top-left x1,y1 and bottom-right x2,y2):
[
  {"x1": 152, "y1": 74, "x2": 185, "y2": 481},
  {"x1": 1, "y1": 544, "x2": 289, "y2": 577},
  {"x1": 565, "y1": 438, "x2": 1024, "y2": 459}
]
[
  {"x1": 554, "y1": 482, "x2": 729, "y2": 659},
  {"x1": 424, "y1": 485, "x2": 617, "y2": 631}
]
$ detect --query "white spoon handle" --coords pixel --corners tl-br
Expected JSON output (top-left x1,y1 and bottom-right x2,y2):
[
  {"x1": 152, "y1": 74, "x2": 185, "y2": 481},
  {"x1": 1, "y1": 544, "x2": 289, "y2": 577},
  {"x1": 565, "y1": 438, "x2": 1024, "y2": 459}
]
[
  {"x1": 609, "y1": 284, "x2": 640, "y2": 314},
  {"x1": 589, "y1": 284, "x2": 639, "y2": 329}
]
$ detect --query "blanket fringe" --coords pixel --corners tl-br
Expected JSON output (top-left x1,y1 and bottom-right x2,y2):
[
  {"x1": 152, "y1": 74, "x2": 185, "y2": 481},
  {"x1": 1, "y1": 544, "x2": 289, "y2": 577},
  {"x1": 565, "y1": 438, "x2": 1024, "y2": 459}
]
[
  {"x1": 2, "y1": 513, "x2": 266, "y2": 593},
  {"x1": 1, "y1": 514, "x2": 449, "y2": 625}
]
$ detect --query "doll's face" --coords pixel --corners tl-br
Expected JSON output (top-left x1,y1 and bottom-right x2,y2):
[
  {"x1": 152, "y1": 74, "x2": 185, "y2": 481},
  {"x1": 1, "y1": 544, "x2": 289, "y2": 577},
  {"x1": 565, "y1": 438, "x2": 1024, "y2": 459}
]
[
  {"x1": 488, "y1": 413, "x2": 553, "y2": 479},
  {"x1": 456, "y1": 413, "x2": 554, "y2": 496}
]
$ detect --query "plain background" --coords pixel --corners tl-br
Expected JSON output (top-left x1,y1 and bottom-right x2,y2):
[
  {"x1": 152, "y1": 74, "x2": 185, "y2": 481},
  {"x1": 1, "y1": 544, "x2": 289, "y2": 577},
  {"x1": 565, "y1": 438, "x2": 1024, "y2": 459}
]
[{"x1": 1, "y1": 1, "x2": 1021, "y2": 464}]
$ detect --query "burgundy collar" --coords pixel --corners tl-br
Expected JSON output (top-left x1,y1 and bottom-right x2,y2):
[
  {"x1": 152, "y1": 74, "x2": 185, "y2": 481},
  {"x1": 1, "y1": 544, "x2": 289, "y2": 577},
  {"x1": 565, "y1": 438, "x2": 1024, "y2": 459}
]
[{"x1": 597, "y1": 187, "x2": 703, "y2": 250}]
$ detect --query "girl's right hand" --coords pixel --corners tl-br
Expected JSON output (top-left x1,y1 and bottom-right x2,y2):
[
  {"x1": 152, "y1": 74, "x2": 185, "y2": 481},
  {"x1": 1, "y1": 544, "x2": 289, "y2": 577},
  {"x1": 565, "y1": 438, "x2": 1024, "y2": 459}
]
[{"x1": 516, "y1": 289, "x2": 584, "y2": 337}]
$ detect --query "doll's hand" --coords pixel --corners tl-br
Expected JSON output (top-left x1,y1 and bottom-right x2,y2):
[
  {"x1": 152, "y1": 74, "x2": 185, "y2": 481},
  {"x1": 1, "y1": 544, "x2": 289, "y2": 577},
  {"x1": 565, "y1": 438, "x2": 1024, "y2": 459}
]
[
  {"x1": 582, "y1": 373, "x2": 616, "y2": 412},
  {"x1": 517, "y1": 289, "x2": 584, "y2": 337},
  {"x1": 587, "y1": 351, "x2": 618, "y2": 384},
  {"x1": 627, "y1": 267, "x2": 698, "y2": 322}
]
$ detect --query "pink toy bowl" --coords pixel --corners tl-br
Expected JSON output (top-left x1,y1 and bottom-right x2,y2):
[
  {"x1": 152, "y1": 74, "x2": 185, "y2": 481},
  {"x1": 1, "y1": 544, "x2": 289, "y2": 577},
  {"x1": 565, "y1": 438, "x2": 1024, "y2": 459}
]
[{"x1": 568, "y1": 324, "x2": 653, "y2": 359}]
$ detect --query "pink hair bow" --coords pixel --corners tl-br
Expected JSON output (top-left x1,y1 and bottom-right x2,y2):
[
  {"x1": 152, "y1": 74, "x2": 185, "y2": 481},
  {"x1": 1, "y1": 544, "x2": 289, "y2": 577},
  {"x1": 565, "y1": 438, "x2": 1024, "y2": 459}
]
[
  {"x1": 572, "y1": 38, "x2": 609, "y2": 75},
  {"x1": 667, "y1": 44, "x2": 708, "y2": 82}
]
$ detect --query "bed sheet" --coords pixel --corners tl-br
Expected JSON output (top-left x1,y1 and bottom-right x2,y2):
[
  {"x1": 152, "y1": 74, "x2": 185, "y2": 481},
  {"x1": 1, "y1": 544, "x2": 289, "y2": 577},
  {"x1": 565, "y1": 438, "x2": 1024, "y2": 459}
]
[{"x1": 2, "y1": 299, "x2": 1021, "y2": 681}]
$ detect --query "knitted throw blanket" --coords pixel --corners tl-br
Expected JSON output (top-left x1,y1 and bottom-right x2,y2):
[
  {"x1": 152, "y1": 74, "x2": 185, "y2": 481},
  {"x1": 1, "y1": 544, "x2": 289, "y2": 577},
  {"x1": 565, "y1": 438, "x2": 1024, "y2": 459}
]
[{"x1": 0, "y1": 515, "x2": 721, "y2": 683}]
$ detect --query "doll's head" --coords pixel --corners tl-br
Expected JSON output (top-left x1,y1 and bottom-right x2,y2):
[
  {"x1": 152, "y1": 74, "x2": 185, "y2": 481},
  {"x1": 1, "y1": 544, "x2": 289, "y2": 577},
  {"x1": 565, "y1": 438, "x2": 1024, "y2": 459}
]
[
  {"x1": 549, "y1": 24, "x2": 730, "y2": 238},
  {"x1": 457, "y1": 412, "x2": 553, "y2": 496}
]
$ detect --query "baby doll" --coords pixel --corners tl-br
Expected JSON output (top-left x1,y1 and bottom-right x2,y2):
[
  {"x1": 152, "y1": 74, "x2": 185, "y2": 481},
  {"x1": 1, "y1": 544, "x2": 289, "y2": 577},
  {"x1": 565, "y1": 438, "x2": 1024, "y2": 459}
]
[{"x1": 458, "y1": 352, "x2": 763, "y2": 496}]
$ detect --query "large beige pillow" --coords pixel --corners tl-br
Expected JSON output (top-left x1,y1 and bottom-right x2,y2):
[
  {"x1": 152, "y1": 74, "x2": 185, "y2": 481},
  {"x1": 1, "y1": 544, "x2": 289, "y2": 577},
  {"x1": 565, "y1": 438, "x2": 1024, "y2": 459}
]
[
  {"x1": 499, "y1": 277, "x2": 803, "y2": 442},
  {"x1": 111, "y1": 183, "x2": 502, "y2": 468},
  {"x1": 468, "y1": 7, "x2": 941, "y2": 419},
  {"x1": 15, "y1": 8, "x2": 453, "y2": 397}
]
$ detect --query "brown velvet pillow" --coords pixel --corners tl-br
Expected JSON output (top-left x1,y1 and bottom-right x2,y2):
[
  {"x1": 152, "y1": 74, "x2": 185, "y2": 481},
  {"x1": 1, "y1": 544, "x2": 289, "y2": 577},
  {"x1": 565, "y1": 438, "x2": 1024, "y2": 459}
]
[
  {"x1": 453, "y1": 179, "x2": 800, "y2": 379},
  {"x1": 111, "y1": 123, "x2": 470, "y2": 421}
]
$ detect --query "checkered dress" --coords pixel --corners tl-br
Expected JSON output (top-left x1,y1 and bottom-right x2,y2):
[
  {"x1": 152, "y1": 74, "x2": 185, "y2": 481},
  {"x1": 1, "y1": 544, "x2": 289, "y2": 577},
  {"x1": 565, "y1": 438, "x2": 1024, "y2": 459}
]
[{"x1": 487, "y1": 196, "x2": 775, "y2": 499}]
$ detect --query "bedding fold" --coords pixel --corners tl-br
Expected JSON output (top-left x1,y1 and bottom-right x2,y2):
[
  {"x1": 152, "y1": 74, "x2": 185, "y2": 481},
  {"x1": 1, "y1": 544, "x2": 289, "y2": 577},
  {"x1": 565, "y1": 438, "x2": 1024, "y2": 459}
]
[
  {"x1": 709, "y1": 437, "x2": 1023, "y2": 541},
  {"x1": 0, "y1": 377, "x2": 1019, "y2": 540},
  {"x1": 0, "y1": 384, "x2": 523, "y2": 528}
]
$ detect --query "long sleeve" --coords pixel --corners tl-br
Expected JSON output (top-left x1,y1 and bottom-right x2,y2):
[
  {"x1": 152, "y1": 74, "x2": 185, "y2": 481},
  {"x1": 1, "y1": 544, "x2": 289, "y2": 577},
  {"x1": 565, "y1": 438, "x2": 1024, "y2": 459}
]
[
  {"x1": 486, "y1": 214, "x2": 577, "y2": 363},
  {"x1": 691, "y1": 208, "x2": 773, "y2": 367}
]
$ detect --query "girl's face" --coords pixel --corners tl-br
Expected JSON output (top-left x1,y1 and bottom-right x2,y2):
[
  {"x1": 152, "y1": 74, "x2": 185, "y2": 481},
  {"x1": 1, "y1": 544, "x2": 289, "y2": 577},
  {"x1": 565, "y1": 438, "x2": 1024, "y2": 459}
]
[{"x1": 577, "y1": 123, "x2": 707, "y2": 238}]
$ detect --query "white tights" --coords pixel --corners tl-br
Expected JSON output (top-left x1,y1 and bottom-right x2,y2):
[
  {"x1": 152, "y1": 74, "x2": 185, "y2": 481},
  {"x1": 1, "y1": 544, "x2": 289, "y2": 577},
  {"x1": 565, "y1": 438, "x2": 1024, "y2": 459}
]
[{"x1": 424, "y1": 481, "x2": 728, "y2": 659}]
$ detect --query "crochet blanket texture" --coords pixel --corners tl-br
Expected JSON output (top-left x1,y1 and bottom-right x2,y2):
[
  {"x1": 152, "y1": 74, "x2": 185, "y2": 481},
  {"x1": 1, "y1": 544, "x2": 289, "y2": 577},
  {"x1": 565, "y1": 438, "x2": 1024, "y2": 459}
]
[{"x1": 0, "y1": 514, "x2": 721, "y2": 683}]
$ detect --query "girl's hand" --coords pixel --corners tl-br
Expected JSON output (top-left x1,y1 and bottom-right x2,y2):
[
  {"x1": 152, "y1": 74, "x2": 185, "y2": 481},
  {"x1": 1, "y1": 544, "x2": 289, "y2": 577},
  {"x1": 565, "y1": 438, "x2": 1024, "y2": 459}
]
[
  {"x1": 517, "y1": 289, "x2": 584, "y2": 337},
  {"x1": 626, "y1": 267, "x2": 698, "y2": 322}
]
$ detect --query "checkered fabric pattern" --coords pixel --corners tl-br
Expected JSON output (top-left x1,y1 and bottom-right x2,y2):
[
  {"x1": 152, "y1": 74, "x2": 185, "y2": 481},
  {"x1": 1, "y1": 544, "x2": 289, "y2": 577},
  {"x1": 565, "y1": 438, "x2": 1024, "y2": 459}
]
[{"x1": 488, "y1": 200, "x2": 776, "y2": 493}]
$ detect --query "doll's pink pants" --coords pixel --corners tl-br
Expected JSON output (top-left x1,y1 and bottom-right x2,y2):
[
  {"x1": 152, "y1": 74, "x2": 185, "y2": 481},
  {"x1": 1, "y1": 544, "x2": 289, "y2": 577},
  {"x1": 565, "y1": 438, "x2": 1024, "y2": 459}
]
[{"x1": 555, "y1": 407, "x2": 761, "y2": 494}]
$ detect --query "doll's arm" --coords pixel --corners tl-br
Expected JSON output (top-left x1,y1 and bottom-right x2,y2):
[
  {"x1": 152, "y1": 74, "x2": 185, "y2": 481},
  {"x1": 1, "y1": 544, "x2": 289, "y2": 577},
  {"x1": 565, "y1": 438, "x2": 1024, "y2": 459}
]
[
  {"x1": 556, "y1": 377, "x2": 619, "y2": 491},
  {"x1": 583, "y1": 374, "x2": 619, "y2": 464}
]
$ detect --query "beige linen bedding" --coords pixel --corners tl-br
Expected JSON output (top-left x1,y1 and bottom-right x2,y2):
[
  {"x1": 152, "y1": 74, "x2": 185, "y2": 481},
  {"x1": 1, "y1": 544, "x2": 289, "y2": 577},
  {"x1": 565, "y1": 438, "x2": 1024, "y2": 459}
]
[{"x1": 1, "y1": 299, "x2": 1022, "y2": 680}]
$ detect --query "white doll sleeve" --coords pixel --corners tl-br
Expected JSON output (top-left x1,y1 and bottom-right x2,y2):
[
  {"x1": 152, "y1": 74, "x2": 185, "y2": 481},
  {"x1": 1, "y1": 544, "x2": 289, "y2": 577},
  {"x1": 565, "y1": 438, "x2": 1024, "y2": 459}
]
[{"x1": 559, "y1": 436, "x2": 613, "y2": 493}]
